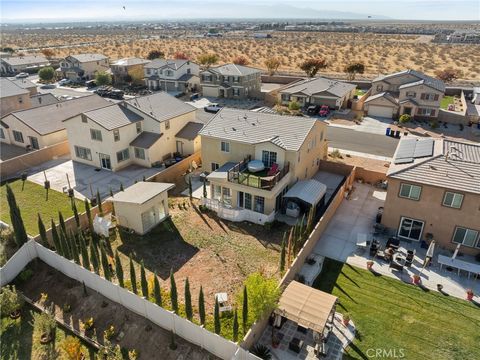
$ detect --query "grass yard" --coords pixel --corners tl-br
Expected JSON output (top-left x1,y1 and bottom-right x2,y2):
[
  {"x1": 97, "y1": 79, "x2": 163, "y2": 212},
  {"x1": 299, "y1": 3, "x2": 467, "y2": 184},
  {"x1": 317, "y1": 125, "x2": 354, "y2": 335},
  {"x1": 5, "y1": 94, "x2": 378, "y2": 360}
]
[
  {"x1": 440, "y1": 96, "x2": 455, "y2": 110},
  {"x1": 0, "y1": 305, "x2": 97, "y2": 360},
  {"x1": 355, "y1": 89, "x2": 366, "y2": 97},
  {"x1": 0, "y1": 180, "x2": 85, "y2": 236},
  {"x1": 313, "y1": 258, "x2": 480, "y2": 360}
]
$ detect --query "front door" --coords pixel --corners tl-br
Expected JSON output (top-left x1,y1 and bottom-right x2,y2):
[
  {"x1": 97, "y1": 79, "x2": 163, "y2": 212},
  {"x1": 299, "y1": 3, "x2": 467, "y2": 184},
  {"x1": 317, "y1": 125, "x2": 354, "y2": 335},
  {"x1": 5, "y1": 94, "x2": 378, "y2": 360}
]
[
  {"x1": 29, "y1": 136, "x2": 39, "y2": 150},
  {"x1": 176, "y1": 141, "x2": 184, "y2": 155},
  {"x1": 403, "y1": 107, "x2": 412, "y2": 115},
  {"x1": 99, "y1": 153, "x2": 111, "y2": 170}
]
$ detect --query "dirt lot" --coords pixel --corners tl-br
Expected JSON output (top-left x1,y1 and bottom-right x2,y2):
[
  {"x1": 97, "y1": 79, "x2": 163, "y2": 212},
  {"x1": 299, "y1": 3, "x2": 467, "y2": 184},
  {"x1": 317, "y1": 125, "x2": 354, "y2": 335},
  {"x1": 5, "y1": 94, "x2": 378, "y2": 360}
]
[
  {"x1": 16, "y1": 260, "x2": 217, "y2": 360},
  {"x1": 110, "y1": 196, "x2": 287, "y2": 314}
]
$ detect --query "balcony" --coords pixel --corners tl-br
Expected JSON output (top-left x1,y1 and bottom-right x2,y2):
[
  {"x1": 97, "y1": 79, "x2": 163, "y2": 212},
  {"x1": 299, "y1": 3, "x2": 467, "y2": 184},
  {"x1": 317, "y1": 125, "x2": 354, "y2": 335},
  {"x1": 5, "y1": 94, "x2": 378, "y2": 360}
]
[{"x1": 227, "y1": 156, "x2": 290, "y2": 190}]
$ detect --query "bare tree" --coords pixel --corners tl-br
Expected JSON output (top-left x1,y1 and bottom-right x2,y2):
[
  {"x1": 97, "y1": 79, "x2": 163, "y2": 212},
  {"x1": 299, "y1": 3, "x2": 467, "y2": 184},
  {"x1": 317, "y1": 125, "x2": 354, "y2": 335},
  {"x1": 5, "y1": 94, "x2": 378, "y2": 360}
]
[
  {"x1": 299, "y1": 58, "x2": 327, "y2": 78},
  {"x1": 264, "y1": 57, "x2": 281, "y2": 76}
]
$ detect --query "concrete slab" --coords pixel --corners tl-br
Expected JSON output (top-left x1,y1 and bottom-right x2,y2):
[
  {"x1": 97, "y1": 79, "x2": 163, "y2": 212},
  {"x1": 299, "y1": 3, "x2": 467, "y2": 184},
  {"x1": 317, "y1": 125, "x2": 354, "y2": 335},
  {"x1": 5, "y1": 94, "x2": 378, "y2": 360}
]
[{"x1": 0, "y1": 142, "x2": 28, "y2": 162}]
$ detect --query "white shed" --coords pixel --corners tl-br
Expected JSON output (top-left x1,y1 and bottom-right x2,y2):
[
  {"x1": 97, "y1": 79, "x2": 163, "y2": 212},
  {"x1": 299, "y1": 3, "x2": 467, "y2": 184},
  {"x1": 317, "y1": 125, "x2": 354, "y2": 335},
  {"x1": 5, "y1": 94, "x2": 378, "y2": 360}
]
[{"x1": 110, "y1": 182, "x2": 175, "y2": 235}]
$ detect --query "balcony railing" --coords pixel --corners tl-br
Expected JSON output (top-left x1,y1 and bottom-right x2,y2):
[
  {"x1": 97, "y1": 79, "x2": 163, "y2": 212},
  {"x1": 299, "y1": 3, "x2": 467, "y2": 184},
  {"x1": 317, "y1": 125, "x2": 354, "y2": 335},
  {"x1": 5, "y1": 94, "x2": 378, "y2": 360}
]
[{"x1": 227, "y1": 156, "x2": 290, "y2": 190}]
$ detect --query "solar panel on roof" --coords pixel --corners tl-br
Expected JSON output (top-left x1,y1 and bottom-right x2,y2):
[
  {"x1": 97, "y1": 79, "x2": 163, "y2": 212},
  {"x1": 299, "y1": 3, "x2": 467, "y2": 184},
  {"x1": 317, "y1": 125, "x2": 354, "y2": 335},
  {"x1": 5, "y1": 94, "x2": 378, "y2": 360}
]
[{"x1": 413, "y1": 138, "x2": 434, "y2": 158}]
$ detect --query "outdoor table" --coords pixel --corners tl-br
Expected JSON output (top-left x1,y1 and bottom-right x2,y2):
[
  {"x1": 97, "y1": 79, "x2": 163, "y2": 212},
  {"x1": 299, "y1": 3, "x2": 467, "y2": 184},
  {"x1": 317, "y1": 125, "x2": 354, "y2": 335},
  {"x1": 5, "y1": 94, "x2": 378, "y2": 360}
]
[
  {"x1": 289, "y1": 337, "x2": 304, "y2": 353},
  {"x1": 438, "y1": 255, "x2": 480, "y2": 279}
]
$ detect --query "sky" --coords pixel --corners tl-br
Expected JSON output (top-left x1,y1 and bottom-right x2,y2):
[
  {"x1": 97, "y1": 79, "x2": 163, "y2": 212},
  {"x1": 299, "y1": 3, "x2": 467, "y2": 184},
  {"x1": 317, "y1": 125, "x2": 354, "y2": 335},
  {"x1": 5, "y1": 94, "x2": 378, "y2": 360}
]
[{"x1": 1, "y1": 0, "x2": 479, "y2": 22}]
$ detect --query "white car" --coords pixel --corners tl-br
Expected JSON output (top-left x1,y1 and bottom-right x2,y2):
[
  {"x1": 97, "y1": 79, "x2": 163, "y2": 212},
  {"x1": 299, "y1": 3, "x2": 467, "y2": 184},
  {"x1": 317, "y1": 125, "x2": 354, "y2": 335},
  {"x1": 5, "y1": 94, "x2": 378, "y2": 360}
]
[
  {"x1": 15, "y1": 72, "x2": 29, "y2": 79},
  {"x1": 204, "y1": 103, "x2": 223, "y2": 113},
  {"x1": 58, "y1": 79, "x2": 71, "y2": 86}
]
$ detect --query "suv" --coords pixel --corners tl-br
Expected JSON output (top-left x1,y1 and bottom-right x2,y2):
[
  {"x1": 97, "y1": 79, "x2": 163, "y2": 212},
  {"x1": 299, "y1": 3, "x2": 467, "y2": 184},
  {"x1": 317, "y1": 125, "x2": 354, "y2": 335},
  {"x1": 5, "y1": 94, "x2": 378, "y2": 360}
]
[
  {"x1": 319, "y1": 105, "x2": 330, "y2": 117},
  {"x1": 306, "y1": 105, "x2": 320, "y2": 115},
  {"x1": 204, "y1": 103, "x2": 223, "y2": 113}
]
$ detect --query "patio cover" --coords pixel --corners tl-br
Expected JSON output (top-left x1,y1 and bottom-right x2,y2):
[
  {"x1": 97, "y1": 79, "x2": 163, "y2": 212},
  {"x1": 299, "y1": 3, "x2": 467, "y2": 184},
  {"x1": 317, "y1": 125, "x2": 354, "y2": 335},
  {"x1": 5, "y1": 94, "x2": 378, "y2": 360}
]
[
  {"x1": 276, "y1": 281, "x2": 337, "y2": 334},
  {"x1": 283, "y1": 179, "x2": 327, "y2": 206}
]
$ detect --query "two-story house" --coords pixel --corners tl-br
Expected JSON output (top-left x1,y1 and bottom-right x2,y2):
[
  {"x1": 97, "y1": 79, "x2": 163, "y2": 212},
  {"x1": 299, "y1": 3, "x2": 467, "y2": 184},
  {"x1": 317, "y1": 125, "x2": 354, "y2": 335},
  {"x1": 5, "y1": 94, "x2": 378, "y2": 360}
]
[
  {"x1": 64, "y1": 92, "x2": 197, "y2": 172},
  {"x1": 111, "y1": 58, "x2": 150, "y2": 85},
  {"x1": 57, "y1": 54, "x2": 110, "y2": 81},
  {"x1": 144, "y1": 59, "x2": 199, "y2": 92},
  {"x1": 200, "y1": 64, "x2": 262, "y2": 99},
  {"x1": 199, "y1": 108, "x2": 328, "y2": 224},
  {"x1": 364, "y1": 69, "x2": 445, "y2": 120},
  {"x1": 278, "y1": 77, "x2": 356, "y2": 109},
  {"x1": 0, "y1": 55, "x2": 49, "y2": 75},
  {"x1": 382, "y1": 138, "x2": 480, "y2": 256}
]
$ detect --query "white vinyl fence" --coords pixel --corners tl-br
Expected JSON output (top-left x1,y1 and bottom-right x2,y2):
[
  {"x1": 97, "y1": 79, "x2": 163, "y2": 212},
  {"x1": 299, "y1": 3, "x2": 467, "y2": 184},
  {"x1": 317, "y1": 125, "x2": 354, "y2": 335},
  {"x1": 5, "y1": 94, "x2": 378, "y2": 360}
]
[
  {"x1": 0, "y1": 240, "x2": 259, "y2": 360},
  {"x1": 202, "y1": 198, "x2": 275, "y2": 225}
]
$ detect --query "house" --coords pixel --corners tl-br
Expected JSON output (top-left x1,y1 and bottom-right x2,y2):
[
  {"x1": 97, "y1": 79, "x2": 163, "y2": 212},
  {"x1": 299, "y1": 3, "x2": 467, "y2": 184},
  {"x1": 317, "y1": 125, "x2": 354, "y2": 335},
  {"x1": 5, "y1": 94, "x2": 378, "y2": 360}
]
[
  {"x1": 29, "y1": 93, "x2": 59, "y2": 108},
  {"x1": 109, "y1": 182, "x2": 175, "y2": 234},
  {"x1": 10, "y1": 78, "x2": 38, "y2": 96},
  {"x1": 174, "y1": 122, "x2": 203, "y2": 156},
  {"x1": 0, "y1": 78, "x2": 33, "y2": 117},
  {"x1": 144, "y1": 59, "x2": 199, "y2": 92},
  {"x1": 278, "y1": 77, "x2": 356, "y2": 109},
  {"x1": 364, "y1": 69, "x2": 445, "y2": 120},
  {"x1": 1, "y1": 94, "x2": 109, "y2": 150},
  {"x1": 199, "y1": 108, "x2": 328, "y2": 224},
  {"x1": 64, "y1": 92, "x2": 196, "y2": 171},
  {"x1": 57, "y1": 53, "x2": 109, "y2": 81},
  {"x1": 110, "y1": 58, "x2": 150, "y2": 85},
  {"x1": 381, "y1": 138, "x2": 480, "y2": 256},
  {"x1": 200, "y1": 64, "x2": 262, "y2": 99},
  {"x1": 0, "y1": 55, "x2": 50, "y2": 75}
]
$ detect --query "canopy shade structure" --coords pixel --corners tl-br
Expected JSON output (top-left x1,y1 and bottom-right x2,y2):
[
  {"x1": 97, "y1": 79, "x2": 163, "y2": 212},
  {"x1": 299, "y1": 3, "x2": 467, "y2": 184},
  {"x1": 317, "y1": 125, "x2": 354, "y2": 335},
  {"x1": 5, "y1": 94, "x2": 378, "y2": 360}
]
[
  {"x1": 283, "y1": 180, "x2": 327, "y2": 207},
  {"x1": 275, "y1": 281, "x2": 337, "y2": 334}
]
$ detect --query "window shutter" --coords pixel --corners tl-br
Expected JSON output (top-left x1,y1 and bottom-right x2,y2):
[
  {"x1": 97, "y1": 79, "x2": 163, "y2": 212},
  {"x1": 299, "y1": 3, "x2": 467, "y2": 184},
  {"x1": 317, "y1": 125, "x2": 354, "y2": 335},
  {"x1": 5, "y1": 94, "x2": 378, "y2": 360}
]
[
  {"x1": 434, "y1": 94, "x2": 439, "y2": 101},
  {"x1": 420, "y1": 93, "x2": 425, "y2": 100}
]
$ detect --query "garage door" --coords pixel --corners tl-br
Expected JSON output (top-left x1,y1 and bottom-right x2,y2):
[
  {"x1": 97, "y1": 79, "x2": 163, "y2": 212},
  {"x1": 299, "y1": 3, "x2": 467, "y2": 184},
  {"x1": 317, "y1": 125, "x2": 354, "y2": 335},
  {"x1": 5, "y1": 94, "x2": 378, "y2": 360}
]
[
  {"x1": 368, "y1": 105, "x2": 394, "y2": 119},
  {"x1": 202, "y1": 86, "x2": 219, "y2": 97},
  {"x1": 165, "y1": 82, "x2": 176, "y2": 91}
]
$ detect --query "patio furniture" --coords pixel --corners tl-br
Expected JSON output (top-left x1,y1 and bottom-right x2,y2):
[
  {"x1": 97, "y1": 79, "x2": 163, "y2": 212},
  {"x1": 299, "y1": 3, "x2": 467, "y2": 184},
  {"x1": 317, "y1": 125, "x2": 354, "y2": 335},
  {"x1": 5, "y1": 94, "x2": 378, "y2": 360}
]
[
  {"x1": 390, "y1": 255, "x2": 405, "y2": 271},
  {"x1": 386, "y1": 237, "x2": 400, "y2": 250},
  {"x1": 356, "y1": 233, "x2": 368, "y2": 251},
  {"x1": 267, "y1": 163, "x2": 279, "y2": 176},
  {"x1": 215, "y1": 293, "x2": 232, "y2": 313},
  {"x1": 289, "y1": 337, "x2": 304, "y2": 353},
  {"x1": 247, "y1": 160, "x2": 265, "y2": 173},
  {"x1": 369, "y1": 239, "x2": 380, "y2": 257},
  {"x1": 438, "y1": 255, "x2": 480, "y2": 280},
  {"x1": 405, "y1": 249, "x2": 416, "y2": 267}
]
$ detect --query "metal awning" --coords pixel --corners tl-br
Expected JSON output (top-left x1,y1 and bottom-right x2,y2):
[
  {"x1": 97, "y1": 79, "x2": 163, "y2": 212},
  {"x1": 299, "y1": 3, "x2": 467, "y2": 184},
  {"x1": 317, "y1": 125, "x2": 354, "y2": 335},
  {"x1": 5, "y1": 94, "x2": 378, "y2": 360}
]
[
  {"x1": 275, "y1": 281, "x2": 337, "y2": 334},
  {"x1": 283, "y1": 179, "x2": 327, "y2": 206}
]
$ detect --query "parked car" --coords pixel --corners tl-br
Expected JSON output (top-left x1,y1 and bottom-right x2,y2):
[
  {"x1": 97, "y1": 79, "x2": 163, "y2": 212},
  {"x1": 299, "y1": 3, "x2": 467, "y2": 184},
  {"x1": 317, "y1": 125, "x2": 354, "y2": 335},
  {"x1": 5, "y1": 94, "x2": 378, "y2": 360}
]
[
  {"x1": 306, "y1": 105, "x2": 320, "y2": 115},
  {"x1": 86, "y1": 80, "x2": 96, "y2": 88},
  {"x1": 58, "y1": 79, "x2": 71, "y2": 86},
  {"x1": 15, "y1": 72, "x2": 29, "y2": 79},
  {"x1": 40, "y1": 83, "x2": 56, "y2": 89},
  {"x1": 204, "y1": 103, "x2": 223, "y2": 113},
  {"x1": 108, "y1": 89, "x2": 124, "y2": 100},
  {"x1": 190, "y1": 93, "x2": 200, "y2": 101},
  {"x1": 319, "y1": 105, "x2": 330, "y2": 117}
]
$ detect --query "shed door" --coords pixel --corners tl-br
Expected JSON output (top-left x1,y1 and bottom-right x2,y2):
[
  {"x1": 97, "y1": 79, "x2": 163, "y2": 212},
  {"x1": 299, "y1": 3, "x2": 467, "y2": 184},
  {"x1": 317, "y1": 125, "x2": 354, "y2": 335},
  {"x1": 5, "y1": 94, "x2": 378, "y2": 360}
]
[{"x1": 141, "y1": 206, "x2": 156, "y2": 233}]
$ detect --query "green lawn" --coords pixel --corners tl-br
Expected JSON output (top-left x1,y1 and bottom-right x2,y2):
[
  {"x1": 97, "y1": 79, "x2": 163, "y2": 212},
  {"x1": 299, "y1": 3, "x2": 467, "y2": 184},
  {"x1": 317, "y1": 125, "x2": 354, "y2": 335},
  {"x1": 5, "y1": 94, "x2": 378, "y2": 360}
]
[
  {"x1": 0, "y1": 306, "x2": 97, "y2": 360},
  {"x1": 313, "y1": 259, "x2": 480, "y2": 360},
  {"x1": 0, "y1": 180, "x2": 85, "y2": 236},
  {"x1": 440, "y1": 96, "x2": 455, "y2": 110},
  {"x1": 355, "y1": 89, "x2": 366, "y2": 97}
]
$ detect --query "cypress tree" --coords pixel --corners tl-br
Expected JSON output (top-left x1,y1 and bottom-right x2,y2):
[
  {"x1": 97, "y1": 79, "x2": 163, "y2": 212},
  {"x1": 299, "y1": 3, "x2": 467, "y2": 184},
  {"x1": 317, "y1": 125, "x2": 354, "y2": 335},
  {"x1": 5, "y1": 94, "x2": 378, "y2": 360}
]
[
  {"x1": 115, "y1": 251, "x2": 124, "y2": 288},
  {"x1": 198, "y1": 286, "x2": 205, "y2": 326},
  {"x1": 170, "y1": 270, "x2": 178, "y2": 314},
  {"x1": 72, "y1": 201, "x2": 80, "y2": 228},
  {"x1": 100, "y1": 244, "x2": 111, "y2": 281},
  {"x1": 233, "y1": 308, "x2": 239, "y2": 342},
  {"x1": 58, "y1": 211, "x2": 67, "y2": 235},
  {"x1": 153, "y1": 272, "x2": 162, "y2": 306},
  {"x1": 188, "y1": 177, "x2": 193, "y2": 200},
  {"x1": 79, "y1": 232, "x2": 90, "y2": 270},
  {"x1": 90, "y1": 241, "x2": 100, "y2": 274},
  {"x1": 96, "y1": 190, "x2": 103, "y2": 216},
  {"x1": 37, "y1": 214, "x2": 48, "y2": 247},
  {"x1": 184, "y1": 277, "x2": 193, "y2": 320},
  {"x1": 6, "y1": 185, "x2": 28, "y2": 247},
  {"x1": 119, "y1": 183, "x2": 124, "y2": 192},
  {"x1": 84, "y1": 198, "x2": 95, "y2": 239},
  {"x1": 203, "y1": 179, "x2": 207, "y2": 198},
  {"x1": 140, "y1": 261, "x2": 148, "y2": 298},
  {"x1": 279, "y1": 233, "x2": 286, "y2": 273},
  {"x1": 214, "y1": 297, "x2": 221, "y2": 335},
  {"x1": 70, "y1": 230, "x2": 80, "y2": 264},
  {"x1": 242, "y1": 285, "x2": 248, "y2": 334},
  {"x1": 129, "y1": 255, "x2": 137, "y2": 294},
  {"x1": 60, "y1": 230, "x2": 71, "y2": 260},
  {"x1": 51, "y1": 220, "x2": 62, "y2": 255}
]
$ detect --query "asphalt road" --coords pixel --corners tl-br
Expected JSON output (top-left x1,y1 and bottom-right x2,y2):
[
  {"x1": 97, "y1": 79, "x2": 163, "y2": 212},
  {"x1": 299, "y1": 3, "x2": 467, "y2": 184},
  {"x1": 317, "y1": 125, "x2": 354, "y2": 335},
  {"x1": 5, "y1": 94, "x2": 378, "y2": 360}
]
[{"x1": 327, "y1": 126, "x2": 399, "y2": 157}]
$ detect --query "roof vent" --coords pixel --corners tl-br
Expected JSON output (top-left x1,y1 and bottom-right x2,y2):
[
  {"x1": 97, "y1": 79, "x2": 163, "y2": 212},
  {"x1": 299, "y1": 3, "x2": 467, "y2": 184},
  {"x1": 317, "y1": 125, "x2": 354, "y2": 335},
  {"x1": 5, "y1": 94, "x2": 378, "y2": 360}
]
[
  {"x1": 232, "y1": 127, "x2": 236, "y2": 131},
  {"x1": 251, "y1": 123, "x2": 256, "y2": 126}
]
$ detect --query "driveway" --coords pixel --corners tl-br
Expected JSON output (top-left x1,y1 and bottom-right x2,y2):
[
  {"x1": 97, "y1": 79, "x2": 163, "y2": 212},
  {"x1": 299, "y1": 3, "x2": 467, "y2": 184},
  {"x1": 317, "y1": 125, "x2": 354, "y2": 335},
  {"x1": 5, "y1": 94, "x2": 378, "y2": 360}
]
[{"x1": 27, "y1": 159, "x2": 163, "y2": 200}]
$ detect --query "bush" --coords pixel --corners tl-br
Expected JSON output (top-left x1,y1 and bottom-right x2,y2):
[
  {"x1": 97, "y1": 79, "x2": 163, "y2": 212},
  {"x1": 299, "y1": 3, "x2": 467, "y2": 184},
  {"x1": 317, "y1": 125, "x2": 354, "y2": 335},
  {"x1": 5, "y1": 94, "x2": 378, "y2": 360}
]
[
  {"x1": 430, "y1": 121, "x2": 439, "y2": 129},
  {"x1": 61, "y1": 336, "x2": 83, "y2": 360},
  {"x1": 399, "y1": 114, "x2": 411, "y2": 124},
  {"x1": 17, "y1": 268, "x2": 34, "y2": 283},
  {"x1": 0, "y1": 285, "x2": 24, "y2": 316},
  {"x1": 95, "y1": 72, "x2": 112, "y2": 86},
  {"x1": 288, "y1": 101, "x2": 301, "y2": 111},
  {"x1": 32, "y1": 308, "x2": 57, "y2": 338},
  {"x1": 38, "y1": 66, "x2": 55, "y2": 82}
]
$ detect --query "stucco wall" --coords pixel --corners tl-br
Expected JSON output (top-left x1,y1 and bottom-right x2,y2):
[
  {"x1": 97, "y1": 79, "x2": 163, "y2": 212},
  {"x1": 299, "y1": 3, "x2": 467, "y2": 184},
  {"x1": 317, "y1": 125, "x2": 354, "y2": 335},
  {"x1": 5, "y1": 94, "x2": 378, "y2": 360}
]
[{"x1": 0, "y1": 94, "x2": 32, "y2": 117}]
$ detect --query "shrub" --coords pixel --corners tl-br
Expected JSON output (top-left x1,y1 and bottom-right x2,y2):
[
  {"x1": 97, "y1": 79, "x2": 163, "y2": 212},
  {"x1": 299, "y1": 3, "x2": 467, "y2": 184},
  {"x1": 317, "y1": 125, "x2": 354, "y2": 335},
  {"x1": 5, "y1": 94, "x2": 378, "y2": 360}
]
[
  {"x1": 0, "y1": 285, "x2": 24, "y2": 316},
  {"x1": 399, "y1": 114, "x2": 411, "y2": 124},
  {"x1": 38, "y1": 66, "x2": 55, "y2": 82},
  {"x1": 104, "y1": 325, "x2": 115, "y2": 340},
  {"x1": 82, "y1": 317, "x2": 94, "y2": 331},
  {"x1": 95, "y1": 71, "x2": 112, "y2": 86},
  {"x1": 288, "y1": 101, "x2": 300, "y2": 111},
  {"x1": 32, "y1": 308, "x2": 56, "y2": 338},
  {"x1": 61, "y1": 336, "x2": 82, "y2": 360},
  {"x1": 430, "y1": 121, "x2": 439, "y2": 129}
]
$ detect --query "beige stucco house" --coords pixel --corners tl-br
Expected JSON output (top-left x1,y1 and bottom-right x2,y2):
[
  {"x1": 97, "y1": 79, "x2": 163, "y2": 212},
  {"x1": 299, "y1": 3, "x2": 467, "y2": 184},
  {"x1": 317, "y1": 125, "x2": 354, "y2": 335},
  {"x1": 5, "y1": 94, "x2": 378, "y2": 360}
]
[
  {"x1": 382, "y1": 138, "x2": 480, "y2": 256},
  {"x1": 1, "y1": 94, "x2": 109, "y2": 150},
  {"x1": 200, "y1": 64, "x2": 262, "y2": 99},
  {"x1": 364, "y1": 69, "x2": 445, "y2": 120},
  {"x1": 111, "y1": 58, "x2": 150, "y2": 85},
  {"x1": 110, "y1": 182, "x2": 175, "y2": 234},
  {"x1": 0, "y1": 55, "x2": 50, "y2": 75},
  {"x1": 199, "y1": 108, "x2": 328, "y2": 224},
  {"x1": 278, "y1": 77, "x2": 356, "y2": 109},
  {"x1": 64, "y1": 92, "x2": 197, "y2": 171},
  {"x1": 0, "y1": 78, "x2": 34, "y2": 117},
  {"x1": 58, "y1": 54, "x2": 109, "y2": 81},
  {"x1": 144, "y1": 59, "x2": 199, "y2": 92}
]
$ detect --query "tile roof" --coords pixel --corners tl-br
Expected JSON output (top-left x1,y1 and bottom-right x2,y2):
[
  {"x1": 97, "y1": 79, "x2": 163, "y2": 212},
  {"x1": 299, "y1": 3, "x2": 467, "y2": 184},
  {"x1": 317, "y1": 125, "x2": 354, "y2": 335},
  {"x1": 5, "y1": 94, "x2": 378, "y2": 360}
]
[
  {"x1": 7, "y1": 94, "x2": 109, "y2": 135},
  {"x1": 199, "y1": 108, "x2": 318, "y2": 151},
  {"x1": 69, "y1": 53, "x2": 108, "y2": 63},
  {"x1": 11, "y1": 78, "x2": 36, "y2": 89},
  {"x1": 111, "y1": 58, "x2": 150, "y2": 67},
  {"x1": 177, "y1": 73, "x2": 197, "y2": 82},
  {"x1": 373, "y1": 69, "x2": 445, "y2": 92},
  {"x1": 83, "y1": 103, "x2": 143, "y2": 131},
  {"x1": 206, "y1": 64, "x2": 261, "y2": 76},
  {"x1": 110, "y1": 182, "x2": 175, "y2": 205},
  {"x1": 364, "y1": 92, "x2": 399, "y2": 105},
  {"x1": 175, "y1": 122, "x2": 203, "y2": 140},
  {"x1": 126, "y1": 92, "x2": 195, "y2": 123},
  {"x1": 144, "y1": 59, "x2": 191, "y2": 70},
  {"x1": 388, "y1": 139, "x2": 480, "y2": 194},
  {"x1": 130, "y1": 131, "x2": 162, "y2": 148},
  {"x1": 281, "y1": 77, "x2": 355, "y2": 98},
  {"x1": 2, "y1": 55, "x2": 49, "y2": 66},
  {"x1": 0, "y1": 78, "x2": 29, "y2": 98},
  {"x1": 30, "y1": 93, "x2": 59, "y2": 108}
]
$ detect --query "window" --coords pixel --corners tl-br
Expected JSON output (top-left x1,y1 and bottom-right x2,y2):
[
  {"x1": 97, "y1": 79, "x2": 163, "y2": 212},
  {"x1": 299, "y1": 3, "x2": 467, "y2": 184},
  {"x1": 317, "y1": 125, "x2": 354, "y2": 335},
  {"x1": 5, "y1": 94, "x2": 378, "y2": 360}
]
[
  {"x1": 281, "y1": 94, "x2": 290, "y2": 102},
  {"x1": 146, "y1": 69, "x2": 151, "y2": 75},
  {"x1": 90, "y1": 129, "x2": 102, "y2": 141},
  {"x1": 187, "y1": 68, "x2": 191, "y2": 74},
  {"x1": 81, "y1": 115, "x2": 88, "y2": 123},
  {"x1": 18, "y1": 96, "x2": 23, "y2": 104},
  {"x1": 399, "y1": 183, "x2": 421, "y2": 200},
  {"x1": 222, "y1": 187, "x2": 231, "y2": 206},
  {"x1": 134, "y1": 147, "x2": 145, "y2": 160},
  {"x1": 74, "y1": 145, "x2": 92, "y2": 160},
  {"x1": 244, "y1": 193, "x2": 252, "y2": 210},
  {"x1": 398, "y1": 217, "x2": 424, "y2": 241},
  {"x1": 13, "y1": 130, "x2": 24, "y2": 143},
  {"x1": 211, "y1": 163, "x2": 219, "y2": 171},
  {"x1": 376, "y1": 84, "x2": 383, "y2": 92},
  {"x1": 417, "y1": 108, "x2": 435, "y2": 116},
  {"x1": 116, "y1": 148, "x2": 130, "y2": 162},
  {"x1": 254, "y1": 196, "x2": 265, "y2": 214},
  {"x1": 406, "y1": 91, "x2": 416, "y2": 98},
  {"x1": 29, "y1": 136, "x2": 39, "y2": 150},
  {"x1": 443, "y1": 192, "x2": 464, "y2": 209},
  {"x1": 165, "y1": 120, "x2": 170, "y2": 130},
  {"x1": 233, "y1": 76, "x2": 239, "y2": 83},
  {"x1": 0, "y1": 128, "x2": 4, "y2": 139},
  {"x1": 422, "y1": 93, "x2": 439, "y2": 101},
  {"x1": 136, "y1": 122, "x2": 142, "y2": 134},
  {"x1": 113, "y1": 130, "x2": 120, "y2": 142},
  {"x1": 452, "y1": 227, "x2": 479, "y2": 248},
  {"x1": 262, "y1": 150, "x2": 277, "y2": 168},
  {"x1": 221, "y1": 141, "x2": 230, "y2": 153},
  {"x1": 320, "y1": 131, "x2": 324, "y2": 141},
  {"x1": 213, "y1": 185, "x2": 222, "y2": 200},
  {"x1": 233, "y1": 88, "x2": 240, "y2": 96}
]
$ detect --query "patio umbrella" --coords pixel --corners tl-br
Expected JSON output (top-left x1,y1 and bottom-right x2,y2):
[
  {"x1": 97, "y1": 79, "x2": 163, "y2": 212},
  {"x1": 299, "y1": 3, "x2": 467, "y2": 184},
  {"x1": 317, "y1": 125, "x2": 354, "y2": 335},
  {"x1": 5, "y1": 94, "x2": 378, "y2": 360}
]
[
  {"x1": 423, "y1": 240, "x2": 436, "y2": 268},
  {"x1": 452, "y1": 243, "x2": 461, "y2": 259}
]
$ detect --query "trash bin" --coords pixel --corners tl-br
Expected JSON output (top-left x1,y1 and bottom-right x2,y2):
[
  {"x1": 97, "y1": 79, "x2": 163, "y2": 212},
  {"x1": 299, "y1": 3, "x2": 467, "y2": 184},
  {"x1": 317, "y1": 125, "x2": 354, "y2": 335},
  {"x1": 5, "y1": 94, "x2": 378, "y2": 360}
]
[
  {"x1": 395, "y1": 130, "x2": 401, "y2": 138},
  {"x1": 386, "y1": 128, "x2": 391, "y2": 136}
]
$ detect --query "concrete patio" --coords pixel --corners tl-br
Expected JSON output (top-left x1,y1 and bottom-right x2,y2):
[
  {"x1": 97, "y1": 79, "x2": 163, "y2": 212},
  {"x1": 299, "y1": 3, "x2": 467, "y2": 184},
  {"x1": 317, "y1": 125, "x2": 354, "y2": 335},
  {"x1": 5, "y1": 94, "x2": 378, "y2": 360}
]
[{"x1": 0, "y1": 142, "x2": 29, "y2": 161}]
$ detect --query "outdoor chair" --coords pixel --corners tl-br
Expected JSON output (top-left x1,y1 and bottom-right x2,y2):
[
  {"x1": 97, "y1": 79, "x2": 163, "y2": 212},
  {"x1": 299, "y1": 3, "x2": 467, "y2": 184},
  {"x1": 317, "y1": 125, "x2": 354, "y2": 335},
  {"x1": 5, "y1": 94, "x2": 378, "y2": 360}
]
[
  {"x1": 267, "y1": 163, "x2": 279, "y2": 176},
  {"x1": 289, "y1": 338, "x2": 304, "y2": 353}
]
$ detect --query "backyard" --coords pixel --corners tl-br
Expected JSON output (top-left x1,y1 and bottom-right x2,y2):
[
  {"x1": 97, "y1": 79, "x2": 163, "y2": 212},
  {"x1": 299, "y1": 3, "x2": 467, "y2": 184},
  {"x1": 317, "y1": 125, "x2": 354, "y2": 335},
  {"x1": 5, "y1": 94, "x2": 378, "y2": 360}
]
[
  {"x1": 440, "y1": 95, "x2": 455, "y2": 110},
  {"x1": 313, "y1": 258, "x2": 480, "y2": 360},
  {"x1": 0, "y1": 180, "x2": 85, "y2": 236}
]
